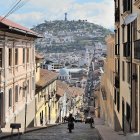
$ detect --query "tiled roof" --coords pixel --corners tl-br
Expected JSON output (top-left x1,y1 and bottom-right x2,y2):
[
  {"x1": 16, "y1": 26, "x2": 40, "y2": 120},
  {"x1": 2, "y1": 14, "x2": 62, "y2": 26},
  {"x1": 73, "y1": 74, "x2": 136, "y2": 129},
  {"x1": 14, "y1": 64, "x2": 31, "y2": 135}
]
[
  {"x1": 56, "y1": 80, "x2": 84, "y2": 97},
  {"x1": 35, "y1": 52, "x2": 44, "y2": 59},
  {"x1": 0, "y1": 16, "x2": 39, "y2": 37},
  {"x1": 36, "y1": 69, "x2": 58, "y2": 90},
  {"x1": 56, "y1": 86, "x2": 65, "y2": 97},
  {"x1": 69, "y1": 86, "x2": 84, "y2": 97}
]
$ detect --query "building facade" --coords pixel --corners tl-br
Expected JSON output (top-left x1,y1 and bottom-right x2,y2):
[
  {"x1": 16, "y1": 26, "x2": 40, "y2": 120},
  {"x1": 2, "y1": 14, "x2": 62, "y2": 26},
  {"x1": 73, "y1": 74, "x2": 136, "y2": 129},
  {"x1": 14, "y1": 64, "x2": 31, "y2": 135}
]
[
  {"x1": 35, "y1": 66, "x2": 59, "y2": 125},
  {"x1": 100, "y1": 34, "x2": 115, "y2": 129},
  {"x1": 0, "y1": 17, "x2": 39, "y2": 131},
  {"x1": 114, "y1": 0, "x2": 140, "y2": 134}
]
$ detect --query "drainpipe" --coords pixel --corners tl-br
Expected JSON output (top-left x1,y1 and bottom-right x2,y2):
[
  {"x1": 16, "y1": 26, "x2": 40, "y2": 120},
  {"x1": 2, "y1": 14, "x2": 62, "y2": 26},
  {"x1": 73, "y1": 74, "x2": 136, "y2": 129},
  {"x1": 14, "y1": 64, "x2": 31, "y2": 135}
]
[{"x1": 130, "y1": 2, "x2": 133, "y2": 132}]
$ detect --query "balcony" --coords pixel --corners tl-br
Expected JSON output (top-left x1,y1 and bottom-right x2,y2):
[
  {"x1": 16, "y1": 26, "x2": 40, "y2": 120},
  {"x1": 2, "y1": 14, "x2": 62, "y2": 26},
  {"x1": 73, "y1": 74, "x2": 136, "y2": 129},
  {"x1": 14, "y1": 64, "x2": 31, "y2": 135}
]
[
  {"x1": 115, "y1": 8, "x2": 120, "y2": 23},
  {"x1": 134, "y1": 40, "x2": 140, "y2": 60},
  {"x1": 115, "y1": 75, "x2": 119, "y2": 89},
  {"x1": 123, "y1": 42, "x2": 130, "y2": 58},
  {"x1": 134, "y1": 0, "x2": 140, "y2": 9},
  {"x1": 115, "y1": 44, "x2": 120, "y2": 56}
]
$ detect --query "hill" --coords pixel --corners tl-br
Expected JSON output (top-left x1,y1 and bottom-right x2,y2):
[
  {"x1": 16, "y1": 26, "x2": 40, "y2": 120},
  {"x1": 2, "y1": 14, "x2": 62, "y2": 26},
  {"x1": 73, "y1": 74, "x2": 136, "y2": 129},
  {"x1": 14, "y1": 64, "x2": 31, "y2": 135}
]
[{"x1": 32, "y1": 20, "x2": 111, "y2": 53}]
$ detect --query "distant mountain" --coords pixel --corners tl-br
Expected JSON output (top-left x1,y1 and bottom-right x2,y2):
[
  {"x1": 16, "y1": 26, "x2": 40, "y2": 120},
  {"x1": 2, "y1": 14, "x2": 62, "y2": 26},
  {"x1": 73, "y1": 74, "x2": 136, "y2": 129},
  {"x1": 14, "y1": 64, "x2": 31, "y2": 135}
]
[{"x1": 32, "y1": 20, "x2": 112, "y2": 53}]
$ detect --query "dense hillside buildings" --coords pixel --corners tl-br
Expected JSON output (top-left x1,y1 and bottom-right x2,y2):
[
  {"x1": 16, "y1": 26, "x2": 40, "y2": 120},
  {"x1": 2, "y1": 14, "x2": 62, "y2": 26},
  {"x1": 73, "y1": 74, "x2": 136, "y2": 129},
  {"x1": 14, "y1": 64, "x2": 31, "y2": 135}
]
[
  {"x1": 114, "y1": 0, "x2": 140, "y2": 134},
  {"x1": 0, "y1": 17, "x2": 39, "y2": 132}
]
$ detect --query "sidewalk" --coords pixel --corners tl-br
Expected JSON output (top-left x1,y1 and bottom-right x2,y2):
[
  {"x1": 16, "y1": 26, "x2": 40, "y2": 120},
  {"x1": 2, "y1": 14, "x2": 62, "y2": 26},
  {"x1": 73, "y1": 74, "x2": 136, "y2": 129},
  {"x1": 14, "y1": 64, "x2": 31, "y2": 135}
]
[
  {"x1": 0, "y1": 123, "x2": 61, "y2": 139},
  {"x1": 95, "y1": 118, "x2": 126, "y2": 140}
]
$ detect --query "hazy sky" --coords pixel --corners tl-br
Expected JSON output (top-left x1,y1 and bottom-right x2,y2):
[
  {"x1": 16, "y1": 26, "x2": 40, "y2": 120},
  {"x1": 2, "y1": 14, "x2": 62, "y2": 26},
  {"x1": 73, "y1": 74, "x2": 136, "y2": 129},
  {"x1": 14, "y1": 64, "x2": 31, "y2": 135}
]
[{"x1": 0, "y1": 0, "x2": 114, "y2": 29}]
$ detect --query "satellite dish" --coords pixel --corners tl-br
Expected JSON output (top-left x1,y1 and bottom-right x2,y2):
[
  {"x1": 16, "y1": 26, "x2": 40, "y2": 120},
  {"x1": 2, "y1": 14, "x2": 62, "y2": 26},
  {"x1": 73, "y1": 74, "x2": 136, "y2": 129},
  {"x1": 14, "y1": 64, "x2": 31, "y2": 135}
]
[{"x1": 124, "y1": 13, "x2": 137, "y2": 25}]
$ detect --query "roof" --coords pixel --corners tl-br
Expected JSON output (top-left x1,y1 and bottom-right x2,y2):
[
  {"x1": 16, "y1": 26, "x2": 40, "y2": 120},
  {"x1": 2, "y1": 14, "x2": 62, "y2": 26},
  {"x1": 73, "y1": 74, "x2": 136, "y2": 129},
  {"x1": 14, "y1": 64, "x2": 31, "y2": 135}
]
[
  {"x1": 56, "y1": 80, "x2": 84, "y2": 98},
  {"x1": 69, "y1": 86, "x2": 84, "y2": 97},
  {"x1": 56, "y1": 85, "x2": 65, "y2": 97},
  {"x1": 59, "y1": 68, "x2": 83, "y2": 76},
  {"x1": 59, "y1": 68, "x2": 69, "y2": 76},
  {"x1": 36, "y1": 69, "x2": 58, "y2": 91},
  {"x1": 0, "y1": 16, "x2": 41, "y2": 37},
  {"x1": 35, "y1": 52, "x2": 44, "y2": 60}
]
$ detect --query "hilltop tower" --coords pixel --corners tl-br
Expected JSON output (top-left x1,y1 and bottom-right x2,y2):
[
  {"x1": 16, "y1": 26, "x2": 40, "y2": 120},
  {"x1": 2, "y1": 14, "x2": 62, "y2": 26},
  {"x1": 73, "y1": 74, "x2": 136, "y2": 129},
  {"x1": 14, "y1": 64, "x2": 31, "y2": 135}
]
[{"x1": 64, "y1": 13, "x2": 67, "y2": 21}]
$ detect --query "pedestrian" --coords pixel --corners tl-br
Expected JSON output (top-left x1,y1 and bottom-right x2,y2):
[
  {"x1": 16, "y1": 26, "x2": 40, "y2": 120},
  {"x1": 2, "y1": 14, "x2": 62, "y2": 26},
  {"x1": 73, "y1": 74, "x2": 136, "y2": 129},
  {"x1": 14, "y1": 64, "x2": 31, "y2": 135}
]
[
  {"x1": 67, "y1": 114, "x2": 75, "y2": 132},
  {"x1": 89, "y1": 116, "x2": 94, "y2": 128},
  {"x1": 62, "y1": 117, "x2": 64, "y2": 123},
  {"x1": 64, "y1": 116, "x2": 67, "y2": 123}
]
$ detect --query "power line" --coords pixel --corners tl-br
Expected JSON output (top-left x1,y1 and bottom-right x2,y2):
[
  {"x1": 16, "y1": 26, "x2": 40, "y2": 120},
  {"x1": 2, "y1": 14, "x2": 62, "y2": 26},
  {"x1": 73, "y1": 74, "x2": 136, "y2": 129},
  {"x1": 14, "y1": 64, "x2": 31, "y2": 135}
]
[
  {"x1": 0, "y1": 0, "x2": 29, "y2": 22},
  {"x1": 0, "y1": 0, "x2": 22, "y2": 21}
]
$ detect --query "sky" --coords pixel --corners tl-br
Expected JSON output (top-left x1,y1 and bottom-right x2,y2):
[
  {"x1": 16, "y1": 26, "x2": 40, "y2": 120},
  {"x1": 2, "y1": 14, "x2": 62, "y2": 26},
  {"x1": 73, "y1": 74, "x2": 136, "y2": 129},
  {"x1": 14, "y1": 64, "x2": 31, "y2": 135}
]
[{"x1": 0, "y1": 0, "x2": 114, "y2": 29}]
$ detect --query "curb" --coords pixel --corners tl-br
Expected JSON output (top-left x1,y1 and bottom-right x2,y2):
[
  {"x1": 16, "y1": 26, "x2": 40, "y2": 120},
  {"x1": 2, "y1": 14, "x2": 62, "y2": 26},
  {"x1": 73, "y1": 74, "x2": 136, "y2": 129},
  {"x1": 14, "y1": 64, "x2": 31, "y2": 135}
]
[
  {"x1": 95, "y1": 126, "x2": 104, "y2": 140},
  {"x1": 0, "y1": 123, "x2": 62, "y2": 139}
]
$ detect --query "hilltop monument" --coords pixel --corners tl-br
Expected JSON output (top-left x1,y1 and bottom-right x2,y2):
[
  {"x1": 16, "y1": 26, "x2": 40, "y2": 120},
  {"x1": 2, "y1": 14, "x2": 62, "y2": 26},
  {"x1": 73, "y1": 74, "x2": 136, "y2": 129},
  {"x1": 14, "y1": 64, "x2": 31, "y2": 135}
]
[{"x1": 65, "y1": 13, "x2": 67, "y2": 21}]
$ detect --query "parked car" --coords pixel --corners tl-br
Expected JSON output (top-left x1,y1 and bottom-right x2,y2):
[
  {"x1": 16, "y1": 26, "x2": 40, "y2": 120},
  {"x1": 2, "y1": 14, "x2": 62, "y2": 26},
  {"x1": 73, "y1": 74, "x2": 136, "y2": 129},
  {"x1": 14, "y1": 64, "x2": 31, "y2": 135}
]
[{"x1": 75, "y1": 117, "x2": 83, "y2": 122}]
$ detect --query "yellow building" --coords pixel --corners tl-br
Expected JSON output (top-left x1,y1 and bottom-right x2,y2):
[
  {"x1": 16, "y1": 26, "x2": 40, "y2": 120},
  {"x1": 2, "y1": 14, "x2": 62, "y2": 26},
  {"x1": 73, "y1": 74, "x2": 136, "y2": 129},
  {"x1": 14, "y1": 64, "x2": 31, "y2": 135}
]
[
  {"x1": 35, "y1": 56, "x2": 59, "y2": 126},
  {"x1": 100, "y1": 34, "x2": 115, "y2": 129},
  {"x1": 114, "y1": 0, "x2": 140, "y2": 134}
]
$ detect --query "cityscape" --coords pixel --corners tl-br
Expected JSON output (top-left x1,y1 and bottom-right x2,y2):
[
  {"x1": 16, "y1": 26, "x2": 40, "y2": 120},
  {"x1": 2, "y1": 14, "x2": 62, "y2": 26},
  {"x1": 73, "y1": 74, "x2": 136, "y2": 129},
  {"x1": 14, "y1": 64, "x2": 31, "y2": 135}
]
[{"x1": 0, "y1": 0, "x2": 140, "y2": 140}]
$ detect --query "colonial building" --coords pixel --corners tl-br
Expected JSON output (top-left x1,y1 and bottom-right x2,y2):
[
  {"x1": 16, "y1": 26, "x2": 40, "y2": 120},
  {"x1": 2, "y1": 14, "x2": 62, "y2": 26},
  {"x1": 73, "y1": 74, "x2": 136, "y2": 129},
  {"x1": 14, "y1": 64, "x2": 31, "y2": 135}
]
[
  {"x1": 35, "y1": 62, "x2": 59, "y2": 125},
  {"x1": 0, "y1": 17, "x2": 39, "y2": 132},
  {"x1": 56, "y1": 80, "x2": 84, "y2": 122},
  {"x1": 114, "y1": 0, "x2": 140, "y2": 134}
]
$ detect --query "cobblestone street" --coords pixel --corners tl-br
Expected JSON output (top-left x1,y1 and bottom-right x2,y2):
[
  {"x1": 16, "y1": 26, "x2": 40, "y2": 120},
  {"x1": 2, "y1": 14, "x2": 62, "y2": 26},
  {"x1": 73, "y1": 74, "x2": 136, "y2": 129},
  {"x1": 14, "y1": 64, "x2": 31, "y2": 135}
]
[{"x1": 3, "y1": 123, "x2": 101, "y2": 140}]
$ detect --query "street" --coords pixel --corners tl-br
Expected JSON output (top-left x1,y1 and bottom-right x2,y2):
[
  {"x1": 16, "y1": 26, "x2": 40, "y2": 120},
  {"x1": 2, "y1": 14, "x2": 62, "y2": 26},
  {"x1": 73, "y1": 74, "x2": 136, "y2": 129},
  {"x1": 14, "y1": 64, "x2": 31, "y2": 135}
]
[{"x1": 3, "y1": 123, "x2": 101, "y2": 140}]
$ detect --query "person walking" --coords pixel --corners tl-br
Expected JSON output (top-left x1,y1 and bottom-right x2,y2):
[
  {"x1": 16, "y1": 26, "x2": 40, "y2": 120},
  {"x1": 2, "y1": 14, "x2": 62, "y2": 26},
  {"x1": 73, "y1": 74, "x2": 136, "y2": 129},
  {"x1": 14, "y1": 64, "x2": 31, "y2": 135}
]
[
  {"x1": 67, "y1": 114, "x2": 75, "y2": 133},
  {"x1": 89, "y1": 116, "x2": 94, "y2": 128}
]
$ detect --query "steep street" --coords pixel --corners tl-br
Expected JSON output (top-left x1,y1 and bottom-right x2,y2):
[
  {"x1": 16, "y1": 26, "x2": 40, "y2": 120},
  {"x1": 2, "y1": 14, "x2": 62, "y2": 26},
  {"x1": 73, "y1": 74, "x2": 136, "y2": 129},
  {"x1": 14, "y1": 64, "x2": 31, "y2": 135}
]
[{"x1": 4, "y1": 123, "x2": 101, "y2": 140}]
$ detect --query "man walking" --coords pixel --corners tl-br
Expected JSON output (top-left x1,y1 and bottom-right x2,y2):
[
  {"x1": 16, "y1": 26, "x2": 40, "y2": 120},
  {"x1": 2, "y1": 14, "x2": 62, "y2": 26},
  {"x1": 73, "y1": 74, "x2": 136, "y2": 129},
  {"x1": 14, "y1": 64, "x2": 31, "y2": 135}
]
[{"x1": 89, "y1": 116, "x2": 94, "y2": 128}]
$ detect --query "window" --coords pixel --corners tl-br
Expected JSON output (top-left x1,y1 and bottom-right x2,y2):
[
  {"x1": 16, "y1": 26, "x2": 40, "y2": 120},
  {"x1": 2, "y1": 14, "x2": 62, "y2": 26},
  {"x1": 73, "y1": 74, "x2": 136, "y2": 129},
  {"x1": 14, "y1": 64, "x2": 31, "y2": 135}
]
[
  {"x1": 122, "y1": 61, "x2": 125, "y2": 81},
  {"x1": 15, "y1": 48, "x2": 18, "y2": 65},
  {"x1": 127, "y1": 24, "x2": 131, "y2": 43},
  {"x1": 9, "y1": 88, "x2": 12, "y2": 107},
  {"x1": 23, "y1": 48, "x2": 25, "y2": 63},
  {"x1": 126, "y1": 103, "x2": 130, "y2": 122},
  {"x1": 118, "y1": 28, "x2": 120, "y2": 45},
  {"x1": 22, "y1": 82, "x2": 26, "y2": 98},
  {"x1": 32, "y1": 77, "x2": 35, "y2": 90},
  {"x1": 122, "y1": 25, "x2": 125, "y2": 43},
  {"x1": 114, "y1": 89, "x2": 117, "y2": 104},
  {"x1": 27, "y1": 80, "x2": 29, "y2": 94},
  {"x1": 32, "y1": 48, "x2": 34, "y2": 63},
  {"x1": 127, "y1": 62, "x2": 130, "y2": 83},
  {"x1": 15, "y1": 85, "x2": 18, "y2": 102},
  {"x1": 133, "y1": 19, "x2": 137, "y2": 41},
  {"x1": 117, "y1": 91, "x2": 120, "y2": 112},
  {"x1": 0, "y1": 48, "x2": 2, "y2": 67},
  {"x1": 123, "y1": 0, "x2": 131, "y2": 12},
  {"x1": 9, "y1": 48, "x2": 12, "y2": 66},
  {"x1": 27, "y1": 48, "x2": 29, "y2": 63}
]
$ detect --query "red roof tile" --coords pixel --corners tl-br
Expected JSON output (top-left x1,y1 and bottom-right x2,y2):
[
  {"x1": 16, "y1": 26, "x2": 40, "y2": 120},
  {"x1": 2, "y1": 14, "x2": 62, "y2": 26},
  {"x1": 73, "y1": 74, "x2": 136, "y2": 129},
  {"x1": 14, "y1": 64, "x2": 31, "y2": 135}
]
[
  {"x1": 36, "y1": 69, "x2": 58, "y2": 89},
  {"x1": 0, "y1": 16, "x2": 39, "y2": 36},
  {"x1": 56, "y1": 80, "x2": 84, "y2": 97}
]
